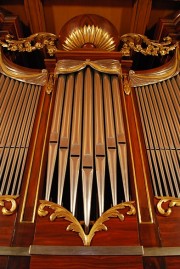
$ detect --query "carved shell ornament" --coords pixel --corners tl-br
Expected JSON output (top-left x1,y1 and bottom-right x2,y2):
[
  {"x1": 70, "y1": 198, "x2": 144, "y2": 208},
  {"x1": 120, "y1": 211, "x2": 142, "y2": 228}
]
[{"x1": 62, "y1": 25, "x2": 116, "y2": 51}]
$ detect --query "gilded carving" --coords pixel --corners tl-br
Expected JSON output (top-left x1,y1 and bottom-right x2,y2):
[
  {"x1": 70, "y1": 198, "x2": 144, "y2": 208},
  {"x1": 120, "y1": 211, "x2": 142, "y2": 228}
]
[
  {"x1": 0, "y1": 47, "x2": 48, "y2": 85},
  {"x1": 0, "y1": 31, "x2": 176, "y2": 57},
  {"x1": 55, "y1": 59, "x2": 122, "y2": 75},
  {"x1": 38, "y1": 200, "x2": 136, "y2": 246},
  {"x1": 46, "y1": 74, "x2": 56, "y2": 94},
  {"x1": 120, "y1": 34, "x2": 177, "y2": 57},
  {"x1": 0, "y1": 195, "x2": 19, "y2": 215},
  {"x1": 156, "y1": 196, "x2": 180, "y2": 216},
  {"x1": 0, "y1": 33, "x2": 57, "y2": 56},
  {"x1": 123, "y1": 74, "x2": 131, "y2": 95},
  {"x1": 62, "y1": 25, "x2": 116, "y2": 51},
  {"x1": 129, "y1": 47, "x2": 179, "y2": 87}
]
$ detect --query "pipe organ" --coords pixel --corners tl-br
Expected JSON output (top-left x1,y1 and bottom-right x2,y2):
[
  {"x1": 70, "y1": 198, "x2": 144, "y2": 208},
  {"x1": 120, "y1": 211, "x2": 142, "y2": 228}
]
[{"x1": 0, "y1": 14, "x2": 180, "y2": 269}]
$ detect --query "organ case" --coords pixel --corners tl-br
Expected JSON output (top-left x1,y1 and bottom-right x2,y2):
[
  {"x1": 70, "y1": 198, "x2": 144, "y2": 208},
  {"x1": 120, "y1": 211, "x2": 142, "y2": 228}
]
[{"x1": 0, "y1": 14, "x2": 179, "y2": 269}]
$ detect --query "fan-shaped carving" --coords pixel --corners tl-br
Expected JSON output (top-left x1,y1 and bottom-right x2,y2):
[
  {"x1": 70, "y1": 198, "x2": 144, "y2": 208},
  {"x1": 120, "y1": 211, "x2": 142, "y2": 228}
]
[{"x1": 62, "y1": 25, "x2": 116, "y2": 51}]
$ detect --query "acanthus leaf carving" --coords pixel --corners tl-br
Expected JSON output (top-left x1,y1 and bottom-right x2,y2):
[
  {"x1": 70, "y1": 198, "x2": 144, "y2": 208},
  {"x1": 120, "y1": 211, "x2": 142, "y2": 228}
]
[{"x1": 38, "y1": 200, "x2": 136, "y2": 246}]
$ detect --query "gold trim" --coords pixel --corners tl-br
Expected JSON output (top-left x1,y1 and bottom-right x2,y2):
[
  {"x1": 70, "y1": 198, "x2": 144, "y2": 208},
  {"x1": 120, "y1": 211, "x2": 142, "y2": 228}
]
[
  {"x1": 120, "y1": 34, "x2": 177, "y2": 57},
  {"x1": 0, "y1": 195, "x2": 19, "y2": 215},
  {"x1": 156, "y1": 196, "x2": 180, "y2": 216},
  {"x1": 129, "y1": 47, "x2": 180, "y2": 87},
  {"x1": 123, "y1": 74, "x2": 131, "y2": 95},
  {"x1": 46, "y1": 74, "x2": 56, "y2": 94},
  {"x1": 0, "y1": 31, "x2": 177, "y2": 57},
  {"x1": 38, "y1": 200, "x2": 136, "y2": 246},
  {"x1": 0, "y1": 32, "x2": 57, "y2": 56},
  {"x1": 0, "y1": 48, "x2": 48, "y2": 85},
  {"x1": 55, "y1": 59, "x2": 122, "y2": 75},
  {"x1": 62, "y1": 25, "x2": 116, "y2": 51}
]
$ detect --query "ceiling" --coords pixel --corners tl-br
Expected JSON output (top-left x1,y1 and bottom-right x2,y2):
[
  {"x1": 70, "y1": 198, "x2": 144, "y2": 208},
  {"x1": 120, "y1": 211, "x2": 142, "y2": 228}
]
[{"x1": 0, "y1": 0, "x2": 179, "y2": 39}]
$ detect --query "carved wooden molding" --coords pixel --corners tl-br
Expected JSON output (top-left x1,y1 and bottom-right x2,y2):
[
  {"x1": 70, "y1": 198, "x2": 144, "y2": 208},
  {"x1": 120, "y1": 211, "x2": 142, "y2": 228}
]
[
  {"x1": 0, "y1": 47, "x2": 48, "y2": 85},
  {"x1": 38, "y1": 200, "x2": 136, "y2": 246},
  {"x1": 129, "y1": 46, "x2": 179, "y2": 87}
]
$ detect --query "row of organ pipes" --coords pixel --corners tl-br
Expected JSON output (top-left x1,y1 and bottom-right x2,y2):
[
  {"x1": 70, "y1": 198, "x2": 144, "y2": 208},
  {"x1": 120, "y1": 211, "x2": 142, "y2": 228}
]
[
  {"x1": 0, "y1": 73, "x2": 41, "y2": 195},
  {"x1": 45, "y1": 67, "x2": 129, "y2": 231},
  {"x1": 135, "y1": 74, "x2": 180, "y2": 198}
]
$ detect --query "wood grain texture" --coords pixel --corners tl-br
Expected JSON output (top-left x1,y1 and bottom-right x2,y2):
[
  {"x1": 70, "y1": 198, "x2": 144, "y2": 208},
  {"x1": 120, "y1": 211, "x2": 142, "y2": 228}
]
[
  {"x1": 30, "y1": 255, "x2": 143, "y2": 269},
  {"x1": 166, "y1": 257, "x2": 180, "y2": 269},
  {"x1": 33, "y1": 212, "x2": 139, "y2": 246},
  {"x1": 0, "y1": 201, "x2": 17, "y2": 246},
  {"x1": 0, "y1": 256, "x2": 8, "y2": 269},
  {"x1": 156, "y1": 204, "x2": 180, "y2": 247}
]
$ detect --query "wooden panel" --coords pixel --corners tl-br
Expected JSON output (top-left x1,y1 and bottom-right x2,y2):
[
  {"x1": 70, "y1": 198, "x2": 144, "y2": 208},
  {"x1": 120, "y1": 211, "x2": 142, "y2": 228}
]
[
  {"x1": 91, "y1": 216, "x2": 139, "y2": 246},
  {"x1": 0, "y1": 2, "x2": 24, "y2": 38},
  {"x1": 43, "y1": 0, "x2": 133, "y2": 36},
  {"x1": 0, "y1": 200, "x2": 17, "y2": 246},
  {"x1": 0, "y1": 256, "x2": 8, "y2": 269},
  {"x1": 33, "y1": 216, "x2": 84, "y2": 246},
  {"x1": 165, "y1": 257, "x2": 180, "y2": 269},
  {"x1": 156, "y1": 207, "x2": 180, "y2": 247},
  {"x1": 33, "y1": 214, "x2": 139, "y2": 246},
  {"x1": 7, "y1": 257, "x2": 30, "y2": 269},
  {"x1": 30, "y1": 255, "x2": 143, "y2": 269}
]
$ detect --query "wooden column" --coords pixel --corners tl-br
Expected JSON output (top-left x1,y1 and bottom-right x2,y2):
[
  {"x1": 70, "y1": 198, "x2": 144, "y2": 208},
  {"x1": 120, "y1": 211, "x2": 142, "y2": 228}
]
[
  {"x1": 24, "y1": 0, "x2": 46, "y2": 33},
  {"x1": 131, "y1": 0, "x2": 152, "y2": 34}
]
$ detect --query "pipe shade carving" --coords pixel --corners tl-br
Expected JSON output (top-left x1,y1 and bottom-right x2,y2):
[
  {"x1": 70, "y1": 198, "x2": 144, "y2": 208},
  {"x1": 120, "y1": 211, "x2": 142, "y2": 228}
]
[{"x1": 38, "y1": 200, "x2": 136, "y2": 246}]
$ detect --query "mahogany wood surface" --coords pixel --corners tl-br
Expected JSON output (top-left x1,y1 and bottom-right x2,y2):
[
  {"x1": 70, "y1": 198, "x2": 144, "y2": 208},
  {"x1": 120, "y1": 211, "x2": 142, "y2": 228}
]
[
  {"x1": 165, "y1": 257, "x2": 180, "y2": 269},
  {"x1": 143, "y1": 257, "x2": 168, "y2": 269},
  {"x1": 156, "y1": 202, "x2": 180, "y2": 247},
  {"x1": 55, "y1": 50, "x2": 123, "y2": 61},
  {"x1": 33, "y1": 211, "x2": 139, "y2": 246},
  {"x1": 0, "y1": 256, "x2": 8, "y2": 269},
  {"x1": 7, "y1": 257, "x2": 30, "y2": 269},
  {"x1": 0, "y1": 202, "x2": 17, "y2": 246},
  {"x1": 30, "y1": 255, "x2": 143, "y2": 269}
]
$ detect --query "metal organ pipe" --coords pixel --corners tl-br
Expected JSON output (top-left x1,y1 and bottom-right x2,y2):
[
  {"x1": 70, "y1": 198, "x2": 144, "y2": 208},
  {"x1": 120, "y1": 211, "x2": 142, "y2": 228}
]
[
  {"x1": 0, "y1": 74, "x2": 41, "y2": 195},
  {"x1": 45, "y1": 68, "x2": 130, "y2": 230},
  {"x1": 135, "y1": 74, "x2": 180, "y2": 198}
]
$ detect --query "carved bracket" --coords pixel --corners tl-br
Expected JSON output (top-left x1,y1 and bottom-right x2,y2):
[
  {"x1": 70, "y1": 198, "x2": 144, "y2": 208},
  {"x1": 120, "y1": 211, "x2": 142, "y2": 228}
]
[
  {"x1": 156, "y1": 196, "x2": 180, "y2": 216},
  {"x1": 0, "y1": 195, "x2": 19, "y2": 215},
  {"x1": 38, "y1": 200, "x2": 136, "y2": 246}
]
